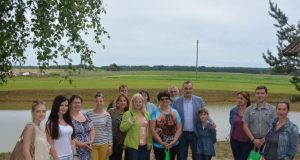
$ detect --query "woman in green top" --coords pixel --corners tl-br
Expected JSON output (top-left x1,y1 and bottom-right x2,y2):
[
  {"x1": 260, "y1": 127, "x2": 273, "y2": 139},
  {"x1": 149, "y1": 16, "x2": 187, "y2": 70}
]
[{"x1": 120, "y1": 93, "x2": 152, "y2": 160}]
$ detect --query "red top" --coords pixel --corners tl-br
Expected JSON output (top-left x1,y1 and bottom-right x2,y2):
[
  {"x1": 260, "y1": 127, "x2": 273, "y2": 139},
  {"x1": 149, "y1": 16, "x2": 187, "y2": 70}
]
[{"x1": 232, "y1": 114, "x2": 248, "y2": 142}]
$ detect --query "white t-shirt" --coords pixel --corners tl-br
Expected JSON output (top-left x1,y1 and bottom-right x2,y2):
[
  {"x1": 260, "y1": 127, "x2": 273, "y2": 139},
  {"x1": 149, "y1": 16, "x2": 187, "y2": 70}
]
[{"x1": 53, "y1": 125, "x2": 73, "y2": 157}]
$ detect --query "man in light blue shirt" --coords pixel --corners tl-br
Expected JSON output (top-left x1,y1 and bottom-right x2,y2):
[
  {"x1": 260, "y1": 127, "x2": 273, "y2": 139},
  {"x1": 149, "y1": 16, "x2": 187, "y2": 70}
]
[
  {"x1": 172, "y1": 81, "x2": 205, "y2": 160},
  {"x1": 183, "y1": 99, "x2": 193, "y2": 131}
]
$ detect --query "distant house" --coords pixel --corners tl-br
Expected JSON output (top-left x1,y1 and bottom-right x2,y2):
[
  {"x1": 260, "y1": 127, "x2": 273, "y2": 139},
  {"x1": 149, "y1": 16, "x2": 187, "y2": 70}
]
[
  {"x1": 16, "y1": 72, "x2": 32, "y2": 76},
  {"x1": 22, "y1": 72, "x2": 30, "y2": 76},
  {"x1": 283, "y1": 37, "x2": 300, "y2": 56}
]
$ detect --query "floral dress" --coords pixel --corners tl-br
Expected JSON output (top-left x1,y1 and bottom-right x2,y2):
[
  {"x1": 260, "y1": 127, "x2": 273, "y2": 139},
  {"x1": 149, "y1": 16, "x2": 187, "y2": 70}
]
[{"x1": 72, "y1": 114, "x2": 92, "y2": 160}]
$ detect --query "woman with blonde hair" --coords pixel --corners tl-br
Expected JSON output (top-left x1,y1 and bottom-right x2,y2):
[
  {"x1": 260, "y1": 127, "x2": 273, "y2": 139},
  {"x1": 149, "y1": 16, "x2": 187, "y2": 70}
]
[
  {"x1": 120, "y1": 93, "x2": 152, "y2": 160},
  {"x1": 20, "y1": 100, "x2": 50, "y2": 160}
]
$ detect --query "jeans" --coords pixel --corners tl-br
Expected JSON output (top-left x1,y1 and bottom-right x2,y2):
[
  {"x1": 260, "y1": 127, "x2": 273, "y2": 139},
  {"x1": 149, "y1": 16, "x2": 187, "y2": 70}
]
[
  {"x1": 109, "y1": 143, "x2": 128, "y2": 160},
  {"x1": 230, "y1": 137, "x2": 251, "y2": 160},
  {"x1": 178, "y1": 131, "x2": 198, "y2": 160},
  {"x1": 153, "y1": 145, "x2": 179, "y2": 160},
  {"x1": 198, "y1": 154, "x2": 212, "y2": 160},
  {"x1": 126, "y1": 145, "x2": 150, "y2": 160}
]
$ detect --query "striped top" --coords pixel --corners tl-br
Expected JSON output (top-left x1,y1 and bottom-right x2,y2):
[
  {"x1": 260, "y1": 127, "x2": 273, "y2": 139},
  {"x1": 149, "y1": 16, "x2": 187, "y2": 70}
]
[{"x1": 86, "y1": 110, "x2": 113, "y2": 147}]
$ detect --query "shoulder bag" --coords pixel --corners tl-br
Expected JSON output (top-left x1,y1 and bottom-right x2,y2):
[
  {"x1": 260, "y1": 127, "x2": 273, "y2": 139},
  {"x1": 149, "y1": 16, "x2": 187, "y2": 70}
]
[{"x1": 10, "y1": 123, "x2": 36, "y2": 160}]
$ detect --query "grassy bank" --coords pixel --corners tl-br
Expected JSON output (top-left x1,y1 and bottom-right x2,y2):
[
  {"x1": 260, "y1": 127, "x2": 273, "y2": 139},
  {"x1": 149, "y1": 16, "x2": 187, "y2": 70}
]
[
  {"x1": 1, "y1": 140, "x2": 299, "y2": 160},
  {"x1": 0, "y1": 88, "x2": 299, "y2": 111}
]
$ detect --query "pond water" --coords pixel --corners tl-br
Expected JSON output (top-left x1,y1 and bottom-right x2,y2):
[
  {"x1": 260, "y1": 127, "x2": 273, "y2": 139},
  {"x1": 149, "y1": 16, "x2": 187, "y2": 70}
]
[{"x1": 0, "y1": 106, "x2": 299, "y2": 152}]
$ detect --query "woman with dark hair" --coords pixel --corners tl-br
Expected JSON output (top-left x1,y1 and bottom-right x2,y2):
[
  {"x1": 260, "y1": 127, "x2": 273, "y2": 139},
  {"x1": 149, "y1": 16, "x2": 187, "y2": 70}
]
[
  {"x1": 70, "y1": 94, "x2": 95, "y2": 160},
  {"x1": 150, "y1": 91, "x2": 182, "y2": 160},
  {"x1": 139, "y1": 90, "x2": 157, "y2": 115},
  {"x1": 229, "y1": 91, "x2": 251, "y2": 160},
  {"x1": 46, "y1": 95, "x2": 77, "y2": 160},
  {"x1": 108, "y1": 94, "x2": 129, "y2": 160},
  {"x1": 261, "y1": 101, "x2": 298, "y2": 160}
]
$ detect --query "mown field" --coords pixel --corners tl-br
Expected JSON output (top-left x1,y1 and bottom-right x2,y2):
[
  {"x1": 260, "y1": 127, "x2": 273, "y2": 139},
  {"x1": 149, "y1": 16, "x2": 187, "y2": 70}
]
[
  {"x1": 0, "y1": 70, "x2": 299, "y2": 110},
  {"x1": 0, "y1": 70, "x2": 300, "y2": 159}
]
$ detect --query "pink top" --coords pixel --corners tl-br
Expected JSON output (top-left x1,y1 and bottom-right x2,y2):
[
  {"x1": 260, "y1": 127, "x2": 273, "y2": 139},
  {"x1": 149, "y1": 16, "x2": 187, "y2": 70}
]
[
  {"x1": 139, "y1": 116, "x2": 148, "y2": 145},
  {"x1": 232, "y1": 114, "x2": 248, "y2": 142}
]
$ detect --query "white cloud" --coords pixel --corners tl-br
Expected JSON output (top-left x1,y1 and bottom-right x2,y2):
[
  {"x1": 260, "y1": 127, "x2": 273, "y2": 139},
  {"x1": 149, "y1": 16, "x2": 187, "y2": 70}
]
[{"x1": 25, "y1": 0, "x2": 300, "y2": 67}]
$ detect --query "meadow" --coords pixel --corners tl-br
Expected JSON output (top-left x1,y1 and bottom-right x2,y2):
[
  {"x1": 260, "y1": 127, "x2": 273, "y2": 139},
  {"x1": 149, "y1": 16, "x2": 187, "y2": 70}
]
[{"x1": 0, "y1": 70, "x2": 299, "y2": 110}]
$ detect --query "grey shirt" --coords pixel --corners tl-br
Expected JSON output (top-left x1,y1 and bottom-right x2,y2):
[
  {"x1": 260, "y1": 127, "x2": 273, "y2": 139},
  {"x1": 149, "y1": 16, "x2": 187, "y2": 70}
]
[
  {"x1": 242, "y1": 103, "x2": 276, "y2": 138},
  {"x1": 86, "y1": 110, "x2": 113, "y2": 147}
]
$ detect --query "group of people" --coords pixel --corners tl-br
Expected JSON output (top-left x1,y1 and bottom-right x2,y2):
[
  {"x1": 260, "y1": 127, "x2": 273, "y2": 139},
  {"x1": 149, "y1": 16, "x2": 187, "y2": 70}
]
[
  {"x1": 17, "y1": 81, "x2": 298, "y2": 160},
  {"x1": 229, "y1": 86, "x2": 298, "y2": 160}
]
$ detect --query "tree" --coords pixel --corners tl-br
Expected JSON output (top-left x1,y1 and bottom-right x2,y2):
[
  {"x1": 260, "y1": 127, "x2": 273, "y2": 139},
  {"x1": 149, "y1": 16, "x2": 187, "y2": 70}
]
[
  {"x1": 107, "y1": 63, "x2": 120, "y2": 71},
  {"x1": 0, "y1": 0, "x2": 109, "y2": 84},
  {"x1": 263, "y1": 0, "x2": 300, "y2": 91}
]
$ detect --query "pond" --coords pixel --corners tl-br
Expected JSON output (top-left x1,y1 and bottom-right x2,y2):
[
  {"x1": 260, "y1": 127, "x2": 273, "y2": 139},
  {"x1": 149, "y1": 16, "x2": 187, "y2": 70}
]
[{"x1": 0, "y1": 106, "x2": 299, "y2": 152}]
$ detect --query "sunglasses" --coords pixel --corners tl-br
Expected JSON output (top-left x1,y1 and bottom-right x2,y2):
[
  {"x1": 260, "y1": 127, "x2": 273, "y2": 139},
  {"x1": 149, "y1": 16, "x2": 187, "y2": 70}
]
[{"x1": 160, "y1": 98, "x2": 169, "y2": 101}]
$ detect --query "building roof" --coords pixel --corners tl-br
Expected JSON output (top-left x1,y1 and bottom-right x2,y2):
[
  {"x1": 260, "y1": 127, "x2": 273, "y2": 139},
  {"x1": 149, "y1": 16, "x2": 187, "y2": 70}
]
[{"x1": 283, "y1": 37, "x2": 300, "y2": 56}]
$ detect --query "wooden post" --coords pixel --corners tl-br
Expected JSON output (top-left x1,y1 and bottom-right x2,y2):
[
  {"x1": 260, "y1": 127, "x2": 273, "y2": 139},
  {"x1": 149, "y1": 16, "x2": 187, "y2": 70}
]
[{"x1": 196, "y1": 40, "x2": 199, "y2": 80}]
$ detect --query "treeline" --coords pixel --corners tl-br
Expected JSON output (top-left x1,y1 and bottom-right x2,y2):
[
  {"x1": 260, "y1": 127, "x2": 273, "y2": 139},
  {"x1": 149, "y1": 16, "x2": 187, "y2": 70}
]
[
  {"x1": 14, "y1": 64, "x2": 272, "y2": 74},
  {"x1": 101, "y1": 64, "x2": 271, "y2": 74}
]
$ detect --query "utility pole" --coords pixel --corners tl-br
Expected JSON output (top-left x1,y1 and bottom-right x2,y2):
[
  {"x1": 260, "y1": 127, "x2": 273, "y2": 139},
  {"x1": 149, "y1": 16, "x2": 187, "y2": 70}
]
[{"x1": 196, "y1": 40, "x2": 199, "y2": 80}]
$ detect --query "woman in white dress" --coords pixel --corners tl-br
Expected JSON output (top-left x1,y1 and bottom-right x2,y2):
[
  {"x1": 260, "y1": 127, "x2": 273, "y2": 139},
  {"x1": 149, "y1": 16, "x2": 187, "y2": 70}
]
[{"x1": 22, "y1": 100, "x2": 50, "y2": 160}]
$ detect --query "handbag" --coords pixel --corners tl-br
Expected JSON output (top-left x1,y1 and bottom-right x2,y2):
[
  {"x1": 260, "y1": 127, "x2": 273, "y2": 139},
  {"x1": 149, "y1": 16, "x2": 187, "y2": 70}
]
[
  {"x1": 165, "y1": 149, "x2": 170, "y2": 160},
  {"x1": 247, "y1": 147, "x2": 261, "y2": 160},
  {"x1": 10, "y1": 123, "x2": 36, "y2": 160}
]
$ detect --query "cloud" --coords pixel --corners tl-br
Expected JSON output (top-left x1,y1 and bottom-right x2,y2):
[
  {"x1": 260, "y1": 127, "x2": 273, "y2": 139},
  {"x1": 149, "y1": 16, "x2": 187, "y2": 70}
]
[{"x1": 24, "y1": 0, "x2": 300, "y2": 67}]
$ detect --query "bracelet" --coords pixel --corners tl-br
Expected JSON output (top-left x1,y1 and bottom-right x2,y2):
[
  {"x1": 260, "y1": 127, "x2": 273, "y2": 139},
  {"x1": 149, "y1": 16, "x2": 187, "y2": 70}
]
[
  {"x1": 251, "y1": 138, "x2": 255, "y2": 142},
  {"x1": 73, "y1": 154, "x2": 78, "y2": 157}
]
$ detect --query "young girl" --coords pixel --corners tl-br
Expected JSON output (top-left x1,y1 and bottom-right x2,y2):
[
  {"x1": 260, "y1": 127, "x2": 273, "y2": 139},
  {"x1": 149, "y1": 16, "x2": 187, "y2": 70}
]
[
  {"x1": 86, "y1": 93, "x2": 113, "y2": 160},
  {"x1": 120, "y1": 93, "x2": 152, "y2": 160},
  {"x1": 46, "y1": 95, "x2": 77, "y2": 160},
  {"x1": 195, "y1": 107, "x2": 216, "y2": 160}
]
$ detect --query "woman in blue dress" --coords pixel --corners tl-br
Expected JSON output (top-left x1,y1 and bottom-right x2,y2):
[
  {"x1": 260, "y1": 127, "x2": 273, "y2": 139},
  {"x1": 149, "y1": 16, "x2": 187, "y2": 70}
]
[{"x1": 70, "y1": 94, "x2": 95, "y2": 160}]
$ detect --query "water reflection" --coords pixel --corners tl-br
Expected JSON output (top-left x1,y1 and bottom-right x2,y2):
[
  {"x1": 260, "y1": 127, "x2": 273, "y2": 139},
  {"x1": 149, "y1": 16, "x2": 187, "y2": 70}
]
[{"x1": 0, "y1": 106, "x2": 299, "y2": 152}]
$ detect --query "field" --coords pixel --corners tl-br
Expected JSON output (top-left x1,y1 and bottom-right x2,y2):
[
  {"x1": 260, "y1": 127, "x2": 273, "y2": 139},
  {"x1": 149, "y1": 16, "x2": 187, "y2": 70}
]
[
  {"x1": 0, "y1": 70, "x2": 299, "y2": 110},
  {"x1": 0, "y1": 70, "x2": 300, "y2": 159}
]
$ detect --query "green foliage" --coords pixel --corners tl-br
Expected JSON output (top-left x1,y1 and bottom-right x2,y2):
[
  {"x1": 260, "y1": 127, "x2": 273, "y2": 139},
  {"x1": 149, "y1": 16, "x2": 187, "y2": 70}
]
[
  {"x1": 263, "y1": 0, "x2": 300, "y2": 91},
  {"x1": 0, "y1": 0, "x2": 109, "y2": 84}
]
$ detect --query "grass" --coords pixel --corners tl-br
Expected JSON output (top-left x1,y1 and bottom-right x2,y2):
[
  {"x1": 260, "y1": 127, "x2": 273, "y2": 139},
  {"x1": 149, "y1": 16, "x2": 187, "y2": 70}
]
[
  {"x1": 0, "y1": 70, "x2": 297, "y2": 95},
  {"x1": 0, "y1": 71, "x2": 297, "y2": 93},
  {"x1": 0, "y1": 70, "x2": 299, "y2": 110}
]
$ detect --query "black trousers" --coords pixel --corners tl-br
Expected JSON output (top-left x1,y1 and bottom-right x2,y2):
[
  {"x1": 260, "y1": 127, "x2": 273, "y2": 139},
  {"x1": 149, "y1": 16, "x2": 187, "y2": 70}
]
[{"x1": 153, "y1": 145, "x2": 179, "y2": 160}]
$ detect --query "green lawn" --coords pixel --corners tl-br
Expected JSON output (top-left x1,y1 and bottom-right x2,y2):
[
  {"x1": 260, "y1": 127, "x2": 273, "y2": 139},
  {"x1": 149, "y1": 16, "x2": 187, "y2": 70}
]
[
  {"x1": 0, "y1": 70, "x2": 299, "y2": 110},
  {"x1": 0, "y1": 71, "x2": 296, "y2": 94}
]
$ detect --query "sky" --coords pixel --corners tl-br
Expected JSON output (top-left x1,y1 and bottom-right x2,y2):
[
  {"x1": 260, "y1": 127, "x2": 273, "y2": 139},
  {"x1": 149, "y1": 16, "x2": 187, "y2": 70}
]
[{"x1": 25, "y1": 0, "x2": 300, "y2": 68}]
